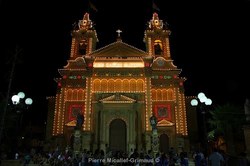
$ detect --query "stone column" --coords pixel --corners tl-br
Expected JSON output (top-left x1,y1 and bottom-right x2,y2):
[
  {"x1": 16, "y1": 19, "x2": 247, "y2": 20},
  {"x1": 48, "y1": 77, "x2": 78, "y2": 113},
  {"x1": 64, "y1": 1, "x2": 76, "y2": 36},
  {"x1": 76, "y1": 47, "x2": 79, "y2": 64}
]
[
  {"x1": 81, "y1": 131, "x2": 92, "y2": 151},
  {"x1": 73, "y1": 129, "x2": 82, "y2": 155}
]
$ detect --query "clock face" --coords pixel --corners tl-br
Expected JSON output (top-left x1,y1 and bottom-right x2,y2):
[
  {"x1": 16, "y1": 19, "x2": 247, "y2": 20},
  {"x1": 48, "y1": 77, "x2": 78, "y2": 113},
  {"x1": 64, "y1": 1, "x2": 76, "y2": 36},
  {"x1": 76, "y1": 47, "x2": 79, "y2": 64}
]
[{"x1": 157, "y1": 59, "x2": 165, "y2": 66}]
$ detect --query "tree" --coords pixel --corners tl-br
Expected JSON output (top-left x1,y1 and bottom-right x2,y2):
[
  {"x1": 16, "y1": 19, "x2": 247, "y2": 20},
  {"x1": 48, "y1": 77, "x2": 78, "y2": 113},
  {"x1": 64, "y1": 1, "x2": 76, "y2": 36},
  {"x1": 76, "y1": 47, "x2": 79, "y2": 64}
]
[{"x1": 208, "y1": 103, "x2": 246, "y2": 155}]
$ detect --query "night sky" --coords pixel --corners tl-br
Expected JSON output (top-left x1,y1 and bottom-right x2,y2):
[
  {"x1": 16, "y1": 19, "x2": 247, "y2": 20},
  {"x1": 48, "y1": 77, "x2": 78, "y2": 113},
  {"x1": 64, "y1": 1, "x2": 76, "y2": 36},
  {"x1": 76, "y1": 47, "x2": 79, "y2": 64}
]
[{"x1": 1, "y1": 0, "x2": 250, "y2": 126}]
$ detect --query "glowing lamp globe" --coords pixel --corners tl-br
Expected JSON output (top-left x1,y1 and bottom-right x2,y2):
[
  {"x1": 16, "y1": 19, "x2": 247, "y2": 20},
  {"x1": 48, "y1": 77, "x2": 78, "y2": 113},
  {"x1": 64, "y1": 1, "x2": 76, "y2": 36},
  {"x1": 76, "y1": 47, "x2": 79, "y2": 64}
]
[
  {"x1": 205, "y1": 98, "x2": 212, "y2": 105},
  {"x1": 198, "y1": 92, "x2": 205, "y2": 100},
  {"x1": 25, "y1": 98, "x2": 33, "y2": 105},
  {"x1": 17, "y1": 92, "x2": 25, "y2": 99},
  {"x1": 11, "y1": 95, "x2": 20, "y2": 105},
  {"x1": 191, "y1": 99, "x2": 198, "y2": 106}
]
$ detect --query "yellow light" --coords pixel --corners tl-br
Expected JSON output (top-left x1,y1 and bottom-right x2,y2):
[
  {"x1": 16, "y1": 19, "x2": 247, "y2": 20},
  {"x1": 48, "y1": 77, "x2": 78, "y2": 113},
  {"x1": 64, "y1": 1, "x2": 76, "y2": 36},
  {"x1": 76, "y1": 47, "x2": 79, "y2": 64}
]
[{"x1": 93, "y1": 62, "x2": 144, "y2": 68}]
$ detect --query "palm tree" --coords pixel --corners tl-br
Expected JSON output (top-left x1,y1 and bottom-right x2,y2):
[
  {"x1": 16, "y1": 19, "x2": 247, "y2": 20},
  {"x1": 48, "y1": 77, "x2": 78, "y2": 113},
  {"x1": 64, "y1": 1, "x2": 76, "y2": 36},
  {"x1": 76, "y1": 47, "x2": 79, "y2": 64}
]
[{"x1": 208, "y1": 103, "x2": 246, "y2": 155}]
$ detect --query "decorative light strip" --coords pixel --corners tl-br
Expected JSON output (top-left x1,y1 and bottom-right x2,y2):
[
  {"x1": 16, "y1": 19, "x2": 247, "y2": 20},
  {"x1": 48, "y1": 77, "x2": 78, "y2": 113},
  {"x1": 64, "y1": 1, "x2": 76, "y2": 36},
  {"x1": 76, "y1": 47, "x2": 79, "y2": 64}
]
[
  {"x1": 59, "y1": 90, "x2": 63, "y2": 134},
  {"x1": 175, "y1": 106, "x2": 179, "y2": 134},
  {"x1": 101, "y1": 101, "x2": 135, "y2": 103},
  {"x1": 53, "y1": 94, "x2": 59, "y2": 135},
  {"x1": 148, "y1": 38, "x2": 152, "y2": 55},
  {"x1": 89, "y1": 38, "x2": 92, "y2": 53},
  {"x1": 165, "y1": 38, "x2": 171, "y2": 58},
  {"x1": 182, "y1": 93, "x2": 188, "y2": 136},
  {"x1": 145, "y1": 78, "x2": 149, "y2": 130},
  {"x1": 84, "y1": 78, "x2": 88, "y2": 131},
  {"x1": 63, "y1": 76, "x2": 86, "y2": 79},
  {"x1": 93, "y1": 62, "x2": 145, "y2": 68},
  {"x1": 151, "y1": 75, "x2": 172, "y2": 79},
  {"x1": 70, "y1": 38, "x2": 76, "y2": 58},
  {"x1": 177, "y1": 88, "x2": 185, "y2": 135},
  {"x1": 88, "y1": 78, "x2": 93, "y2": 131}
]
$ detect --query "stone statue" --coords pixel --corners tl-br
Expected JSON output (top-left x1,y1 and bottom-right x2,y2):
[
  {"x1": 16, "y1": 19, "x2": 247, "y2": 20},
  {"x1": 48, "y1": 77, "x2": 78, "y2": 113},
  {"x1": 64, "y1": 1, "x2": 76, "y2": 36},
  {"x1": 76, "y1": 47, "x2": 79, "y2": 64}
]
[{"x1": 150, "y1": 114, "x2": 158, "y2": 130}]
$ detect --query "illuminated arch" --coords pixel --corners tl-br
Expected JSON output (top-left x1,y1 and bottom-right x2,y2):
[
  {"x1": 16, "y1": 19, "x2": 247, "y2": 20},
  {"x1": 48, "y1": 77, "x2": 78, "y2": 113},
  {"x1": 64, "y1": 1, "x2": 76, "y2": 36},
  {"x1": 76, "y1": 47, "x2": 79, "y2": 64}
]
[
  {"x1": 78, "y1": 89, "x2": 84, "y2": 100},
  {"x1": 123, "y1": 79, "x2": 129, "y2": 91},
  {"x1": 93, "y1": 79, "x2": 101, "y2": 91},
  {"x1": 157, "y1": 89, "x2": 162, "y2": 100},
  {"x1": 136, "y1": 79, "x2": 144, "y2": 91},
  {"x1": 108, "y1": 79, "x2": 115, "y2": 91},
  {"x1": 154, "y1": 40, "x2": 163, "y2": 55},
  {"x1": 101, "y1": 79, "x2": 108, "y2": 91},
  {"x1": 168, "y1": 89, "x2": 174, "y2": 100},
  {"x1": 66, "y1": 89, "x2": 73, "y2": 100},
  {"x1": 115, "y1": 79, "x2": 122, "y2": 91},
  {"x1": 162, "y1": 89, "x2": 168, "y2": 100},
  {"x1": 73, "y1": 89, "x2": 78, "y2": 100},
  {"x1": 151, "y1": 89, "x2": 156, "y2": 100},
  {"x1": 130, "y1": 79, "x2": 136, "y2": 91}
]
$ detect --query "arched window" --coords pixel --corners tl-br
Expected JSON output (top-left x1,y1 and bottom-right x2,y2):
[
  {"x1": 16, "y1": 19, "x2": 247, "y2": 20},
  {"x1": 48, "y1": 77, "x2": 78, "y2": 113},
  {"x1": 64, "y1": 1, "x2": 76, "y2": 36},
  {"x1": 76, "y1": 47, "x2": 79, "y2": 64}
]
[
  {"x1": 115, "y1": 79, "x2": 122, "y2": 92},
  {"x1": 78, "y1": 89, "x2": 84, "y2": 100},
  {"x1": 108, "y1": 79, "x2": 115, "y2": 92},
  {"x1": 157, "y1": 89, "x2": 162, "y2": 100},
  {"x1": 151, "y1": 89, "x2": 156, "y2": 100},
  {"x1": 136, "y1": 79, "x2": 144, "y2": 91},
  {"x1": 66, "y1": 89, "x2": 73, "y2": 100},
  {"x1": 73, "y1": 89, "x2": 78, "y2": 100},
  {"x1": 154, "y1": 40, "x2": 163, "y2": 56},
  {"x1": 123, "y1": 79, "x2": 129, "y2": 91},
  {"x1": 130, "y1": 79, "x2": 136, "y2": 91},
  {"x1": 162, "y1": 89, "x2": 168, "y2": 100},
  {"x1": 101, "y1": 79, "x2": 108, "y2": 91},
  {"x1": 168, "y1": 89, "x2": 174, "y2": 100},
  {"x1": 93, "y1": 79, "x2": 101, "y2": 91}
]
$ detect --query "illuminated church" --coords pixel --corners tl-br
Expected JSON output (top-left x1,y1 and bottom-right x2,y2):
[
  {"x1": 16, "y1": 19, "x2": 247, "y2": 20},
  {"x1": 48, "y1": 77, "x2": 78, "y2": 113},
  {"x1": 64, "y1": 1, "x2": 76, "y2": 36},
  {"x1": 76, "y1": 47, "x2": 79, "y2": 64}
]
[{"x1": 46, "y1": 12, "x2": 190, "y2": 153}]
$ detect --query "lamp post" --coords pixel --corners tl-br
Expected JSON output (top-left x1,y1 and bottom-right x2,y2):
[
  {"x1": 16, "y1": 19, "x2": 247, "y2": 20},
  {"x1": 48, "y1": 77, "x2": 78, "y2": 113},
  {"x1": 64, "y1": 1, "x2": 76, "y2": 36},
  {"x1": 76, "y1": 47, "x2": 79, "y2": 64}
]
[
  {"x1": 190, "y1": 92, "x2": 212, "y2": 156},
  {"x1": 11, "y1": 91, "x2": 33, "y2": 157}
]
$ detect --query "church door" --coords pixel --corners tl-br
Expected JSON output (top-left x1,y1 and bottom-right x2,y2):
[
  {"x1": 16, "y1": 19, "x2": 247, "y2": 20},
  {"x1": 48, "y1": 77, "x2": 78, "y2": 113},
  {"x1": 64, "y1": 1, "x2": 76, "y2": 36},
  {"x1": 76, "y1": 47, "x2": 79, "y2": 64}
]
[
  {"x1": 159, "y1": 134, "x2": 169, "y2": 153},
  {"x1": 109, "y1": 119, "x2": 126, "y2": 153}
]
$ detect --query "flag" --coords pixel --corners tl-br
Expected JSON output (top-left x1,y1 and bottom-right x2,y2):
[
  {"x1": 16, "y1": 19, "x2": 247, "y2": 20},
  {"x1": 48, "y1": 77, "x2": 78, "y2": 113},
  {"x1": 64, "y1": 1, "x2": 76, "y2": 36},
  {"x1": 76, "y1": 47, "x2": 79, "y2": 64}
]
[
  {"x1": 152, "y1": 2, "x2": 160, "y2": 12},
  {"x1": 88, "y1": 1, "x2": 98, "y2": 12}
]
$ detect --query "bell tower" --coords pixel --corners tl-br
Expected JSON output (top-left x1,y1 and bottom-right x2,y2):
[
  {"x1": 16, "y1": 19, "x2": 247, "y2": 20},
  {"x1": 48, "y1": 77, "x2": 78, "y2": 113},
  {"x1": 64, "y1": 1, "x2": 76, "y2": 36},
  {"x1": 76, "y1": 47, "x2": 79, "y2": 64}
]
[
  {"x1": 70, "y1": 13, "x2": 98, "y2": 59},
  {"x1": 144, "y1": 12, "x2": 171, "y2": 60}
]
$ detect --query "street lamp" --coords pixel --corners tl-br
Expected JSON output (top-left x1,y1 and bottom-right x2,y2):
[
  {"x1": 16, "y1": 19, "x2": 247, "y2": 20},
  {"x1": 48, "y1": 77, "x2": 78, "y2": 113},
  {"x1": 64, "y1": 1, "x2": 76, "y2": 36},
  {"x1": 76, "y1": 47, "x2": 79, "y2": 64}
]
[
  {"x1": 10, "y1": 92, "x2": 33, "y2": 157},
  {"x1": 190, "y1": 92, "x2": 212, "y2": 155}
]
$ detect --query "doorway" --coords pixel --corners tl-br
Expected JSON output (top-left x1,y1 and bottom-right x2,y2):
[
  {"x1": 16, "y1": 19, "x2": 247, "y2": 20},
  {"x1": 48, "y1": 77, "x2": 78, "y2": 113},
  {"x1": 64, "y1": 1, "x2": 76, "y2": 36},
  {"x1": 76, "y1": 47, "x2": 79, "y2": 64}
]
[
  {"x1": 159, "y1": 133, "x2": 169, "y2": 153},
  {"x1": 109, "y1": 119, "x2": 126, "y2": 153}
]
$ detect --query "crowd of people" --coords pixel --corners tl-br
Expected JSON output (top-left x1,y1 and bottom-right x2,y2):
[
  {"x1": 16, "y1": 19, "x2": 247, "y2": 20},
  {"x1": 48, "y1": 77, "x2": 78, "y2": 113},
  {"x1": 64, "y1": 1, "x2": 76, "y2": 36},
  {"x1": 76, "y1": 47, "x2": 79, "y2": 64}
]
[{"x1": 1, "y1": 146, "x2": 249, "y2": 166}]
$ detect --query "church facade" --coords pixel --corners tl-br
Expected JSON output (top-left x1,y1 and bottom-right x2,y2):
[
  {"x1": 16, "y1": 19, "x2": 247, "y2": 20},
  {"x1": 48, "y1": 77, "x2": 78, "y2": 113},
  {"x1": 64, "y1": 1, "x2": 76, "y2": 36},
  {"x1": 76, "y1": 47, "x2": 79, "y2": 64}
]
[{"x1": 47, "y1": 12, "x2": 190, "y2": 154}]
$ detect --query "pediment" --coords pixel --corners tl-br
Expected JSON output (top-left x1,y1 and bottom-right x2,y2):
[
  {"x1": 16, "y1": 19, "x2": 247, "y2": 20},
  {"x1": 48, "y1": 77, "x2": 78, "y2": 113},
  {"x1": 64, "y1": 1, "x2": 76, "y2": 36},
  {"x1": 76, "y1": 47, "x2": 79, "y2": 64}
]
[
  {"x1": 157, "y1": 119, "x2": 174, "y2": 127},
  {"x1": 90, "y1": 41, "x2": 149, "y2": 57},
  {"x1": 64, "y1": 57, "x2": 87, "y2": 69},
  {"x1": 99, "y1": 94, "x2": 136, "y2": 103},
  {"x1": 151, "y1": 57, "x2": 178, "y2": 70},
  {"x1": 65, "y1": 120, "x2": 76, "y2": 127}
]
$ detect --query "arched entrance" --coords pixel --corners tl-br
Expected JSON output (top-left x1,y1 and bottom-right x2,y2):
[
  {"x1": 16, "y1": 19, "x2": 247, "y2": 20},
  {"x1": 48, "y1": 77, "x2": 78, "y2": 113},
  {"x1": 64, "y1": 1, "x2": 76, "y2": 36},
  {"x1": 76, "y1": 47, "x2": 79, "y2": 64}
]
[
  {"x1": 109, "y1": 119, "x2": 126, "y2": 152},
  {"x1": 159, "y1": 134, "x2": 169, "y2": 153}
]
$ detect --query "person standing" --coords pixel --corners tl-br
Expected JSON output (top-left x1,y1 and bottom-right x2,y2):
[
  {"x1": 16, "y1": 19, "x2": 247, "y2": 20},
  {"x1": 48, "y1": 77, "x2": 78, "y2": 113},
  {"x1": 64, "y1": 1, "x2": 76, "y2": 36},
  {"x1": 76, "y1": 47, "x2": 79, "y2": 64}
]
[{"x1": 208, "y1": 148, "x2": 224, "y2": 166}]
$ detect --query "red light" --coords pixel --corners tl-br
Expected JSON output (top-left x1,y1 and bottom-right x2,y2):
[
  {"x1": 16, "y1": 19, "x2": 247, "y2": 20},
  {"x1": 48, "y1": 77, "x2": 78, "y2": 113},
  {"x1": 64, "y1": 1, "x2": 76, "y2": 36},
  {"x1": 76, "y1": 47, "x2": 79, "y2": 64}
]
[
  {"x1": 159, "y1": 75, "x2": 163, "y2": 79},
  {"x1": 88, "y1": 63, "x2": 93, "y2": 67},
  {"x1": 173, "y1": 75, "x2": 177, "y2": 78},
  {"x1": 63, "y1": 75, "x2": 67, "y2": 79},
  {"x1": 58, "y1": 82, "x2": 62, "y2": 87},
  {"x1": 77, "y1": 76, "x2": 81, "y2": 79}
]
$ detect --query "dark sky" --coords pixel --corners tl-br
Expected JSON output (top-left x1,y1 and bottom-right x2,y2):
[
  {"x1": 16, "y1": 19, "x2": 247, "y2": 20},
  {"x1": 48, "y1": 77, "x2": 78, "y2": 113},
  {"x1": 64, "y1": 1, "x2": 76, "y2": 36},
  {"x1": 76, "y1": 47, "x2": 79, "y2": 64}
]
[{"x1": 1, "y1": 0, "x2": 250, "y2": 125}]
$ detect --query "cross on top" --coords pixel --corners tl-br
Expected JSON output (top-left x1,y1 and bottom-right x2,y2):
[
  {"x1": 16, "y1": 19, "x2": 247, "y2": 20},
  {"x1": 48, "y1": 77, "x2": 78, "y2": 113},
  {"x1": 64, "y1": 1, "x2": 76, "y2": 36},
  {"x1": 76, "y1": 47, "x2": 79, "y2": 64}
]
[{"x1": 116, "y1": 29, "x2": 122, "y2": 37}]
